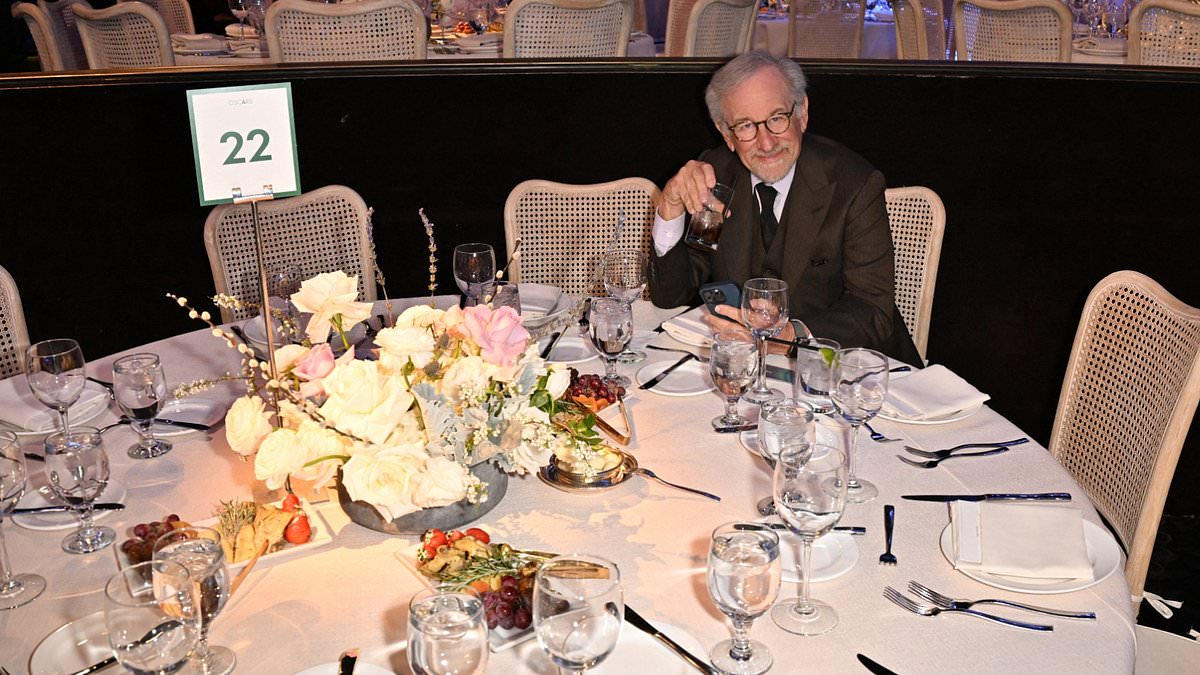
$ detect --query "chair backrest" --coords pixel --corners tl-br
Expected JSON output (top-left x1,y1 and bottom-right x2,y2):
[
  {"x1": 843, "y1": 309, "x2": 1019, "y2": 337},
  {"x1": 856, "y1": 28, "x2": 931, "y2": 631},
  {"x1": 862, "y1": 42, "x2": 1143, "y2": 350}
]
[
  {"x1": 203, "y1": 185, "x2": 378, "y2": 323},
  {"x1": 664, "y1": 0, "x2": 699, "y2": 56},
  {"x1": 1049, "y1": 271, "x2": 1200, "y2": 609},
  {"x1": 1128, "y1": 0, "x2": 1200, "y2": 67},
  {"x1": 265, "y1": 0, "x2": 427, "y2": 63},
  {"x1": 503, "y1": 0, "x2": 633, "y2": 58},
  {"x1": 37, "y1": 0, "x2": 90, "y2": 70},
  {"x1": 0, "y1": 265, "x2": 30, "y2": 380},
  {"x1": 12, "y1": 2, "x2": 66, "y2": 71},
  {"x1": 503, "y1": 177, "x2": 659, "y2": 297},
  {"x1": 893, "y1": 0, "x2": 947, "y2": 60},
  {"x1": 787, "y1": 0, "x2": 866, "y2": 59},
  {"x1": 119, "y1": 0, "x2": 195, "y2": 35},
  {"x1": 884, "y1": 186, "x2": 945, "y2": 363},
  {"x1": 953, "y1": 0, "x2": 1071, "y2": 62},
  {"x1": 73, "y1": 2, "x2": 175, "y2": 68},
  {"x1": 681, "y1": 0, "x2": 757, "y2": 57}
]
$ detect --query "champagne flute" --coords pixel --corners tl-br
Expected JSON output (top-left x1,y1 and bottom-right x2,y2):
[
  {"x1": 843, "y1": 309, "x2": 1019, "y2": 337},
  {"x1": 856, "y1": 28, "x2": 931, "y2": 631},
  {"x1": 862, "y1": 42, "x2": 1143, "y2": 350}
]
[
  {"x1": 740, "y1": 278, "x2": 789, "y2": 404},
  {"x1": 830, "y1": 348, "x2": 889, "y2": 504},
  {"x1": 407, "y1": 587, "x2": 489, "y2": 675},
  {"x1": 154, "y1": 526, "x2": 235, "y2": 675},
  {"x1": 706, "y1": 522, "x2": 781, "y2": 675},
  {"x1": 113, "y1": 353, "x2": 172, "y2": 460},
  {"x1": 588, "y1": 298, "x2": 633, "y2": 388},
  {"x1": 533, "y1": 554, "x2": 622, "y2": 675},
  {"x1": 601, "y1": 250, "x2": 647, "y2": 364},
  {"x1": 771, "y1": 445, "x2": 847, "y2": 635},
  {"x1": 44, "y1": 426, "x2": 115, "y2": 554},
  {"x1": 26, "y1": 338, "x2": 87, "y2": 433},
  {"x1": 754, "y1": 398, "x2": 814, "y2": 516},
  {"x1": 0, "y1": 430, "x2": 46, "y2": 609},
  {"x1": 453, "y1": 243, "x2": 496, "y2": 307},
  {"x1": 105, "y1": 559, "x2": 200, "y2": 674},
  {"x1": 710, "y1": 332, "x2": 758, "y2": 432}
]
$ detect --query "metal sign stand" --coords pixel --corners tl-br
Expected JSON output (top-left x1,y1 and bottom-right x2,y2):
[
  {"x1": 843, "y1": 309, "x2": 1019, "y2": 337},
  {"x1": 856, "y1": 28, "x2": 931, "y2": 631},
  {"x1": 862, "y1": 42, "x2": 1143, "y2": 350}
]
[{"x1": 233, "y1": 184, "x2": 280, "y2": 425}]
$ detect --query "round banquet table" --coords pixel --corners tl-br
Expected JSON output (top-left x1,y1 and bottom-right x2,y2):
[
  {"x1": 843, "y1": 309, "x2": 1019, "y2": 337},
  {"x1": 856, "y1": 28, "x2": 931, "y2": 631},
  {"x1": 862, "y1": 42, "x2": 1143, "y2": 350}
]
[
  {"x1": 753, "y1": 15, "x2": 898, "y2": 60},
  {"x1": 2, "y1": 299, "x2": 1136, "y2": 674}
]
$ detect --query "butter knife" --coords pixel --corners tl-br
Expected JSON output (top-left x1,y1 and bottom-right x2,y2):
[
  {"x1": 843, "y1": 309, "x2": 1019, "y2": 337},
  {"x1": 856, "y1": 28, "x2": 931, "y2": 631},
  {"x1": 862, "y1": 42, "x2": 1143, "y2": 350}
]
[
  {"x1": 639, "y1": 354, "x2": 696, "y2": 390},
  {"x1": 338, "y1": 648, "x2": 360, "y2": 675},
  {"x1": 623, "y1": 606, "x2": 713, "y2": 674},
  {"x1": 901, "y1": 493, "x2": 1072, "y2": 502},
  {"x1": 540, "y1": 331, "x2": 564, "y2": 360},
  {"x1": 857, "y1": 653, "x2": 901, "y2": 675},
  {"x1": 13, "y1": 502, "x2": 125, "y2": 515}
]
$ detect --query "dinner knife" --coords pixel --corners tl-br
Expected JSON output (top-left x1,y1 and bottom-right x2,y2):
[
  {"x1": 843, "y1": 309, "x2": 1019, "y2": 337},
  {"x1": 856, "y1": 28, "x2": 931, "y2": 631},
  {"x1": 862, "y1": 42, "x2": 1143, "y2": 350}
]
[
  {"x1": 623, "y1": 606, "x2": 713, "y2": 674},
  {"x1": 857, "y1": 653, "x2": 901, "y2": 675},
  {"x1": 735, "y1": 523, "x2": 866, "y2": 535},
  {"x1": 337, "y1": 647, "x2": 360, "y2": 675},
  {"x1": 13, "y1": 502, "x2": 125, "y2": 515},
  {"x1": 638, "y1": 353, "x2": 696, "y2": 390},
  {"x1": 901, "y1": 493, "x2": 1072, "y2": 503},
  {"x1": 67, "y1": 620, "x2": 182, "y2": 675},
  {"x1": 540, "y1": 331, "x2": 564, "y2": 360}
]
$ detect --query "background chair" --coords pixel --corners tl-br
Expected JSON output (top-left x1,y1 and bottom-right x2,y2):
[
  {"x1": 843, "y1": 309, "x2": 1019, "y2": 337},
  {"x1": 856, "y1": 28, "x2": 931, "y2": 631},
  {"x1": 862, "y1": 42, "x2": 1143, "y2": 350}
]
[
  {"x1": 1134, "y1": 624, "x2": 1200, "y2": 673},
  {"x1": 787, "y1": 0, "x2": 866, "y2": 59},
  {"x1": 1049, "y1": 271, "x2": 1200, "y2": 612},
  {"x1": 503, "y1": 177, "x2": 658, "y2": 298},
  {"x1": 893, "y1": 0, "x2": 947, "y2": 59},
  {"x1": 12, "y1": 2, "x2": 66, "y2": 71},
  {"x1": 119, "y1": 0, "x2": 195, "y2": 35},
  {"x1": 265, "y1": 0, "x2": 427, "y2": 63},
  {"x1": 203, "y1": 185, "x2": 378, "y2": 323},
  {"x1": 0, "y1": 265, "x2": 30, "y2": 380},
  {"x1": 1128, "y1": 0, "x2": 1200, "y2": 67},
  {"x1": 884, "y1": 186, "x2": 945, "y2": 363},
  {"x1": 503, "y1": 0, "x2": 634, "y2": 58},
  {"x1": 73, "y1": 2, "x2": 175, "y2": 68},
  {"x1": 675, "y1": 0, "x2": 757, "y2": 57},
  {"x1": 953, "y1": 0, "x2": 1072, "y2": 62},
  {"x1": 38, "y1": 0, "x2": 90, "y2": 70}
]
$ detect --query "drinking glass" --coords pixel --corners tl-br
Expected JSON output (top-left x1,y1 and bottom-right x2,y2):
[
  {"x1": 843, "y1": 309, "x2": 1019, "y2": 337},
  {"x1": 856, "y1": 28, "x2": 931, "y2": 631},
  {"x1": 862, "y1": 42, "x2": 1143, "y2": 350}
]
[
  {"x1": 792, "y1": 337, "x2": 841, "y2": 414},
  {"x1": 105, "y1": 559, "x2": 200, "y2": 675},
  {"x1": 740, "y1": 278, "x2": 789, "y2": 404},
  {"x1": 706, "y1": 522, "x2": 781, "y2": 675},
  {"x1": 710, "y1": 332, "x2": 758, "y2": 432},
  {"x1": 227, "y1": 0, "x2": 248, "y2": 30},
  {"x1": 771, "y1": 445, "x2": 847, "y2": 635},
  {"x1": 488, "y1": 280, "x2": 521, "y2": 314},
  {"x1": 154, "y1": 526, "x2": 235, "y2": 675},
  {"x1": 266, "y1": 263, "x2": 304, "y2": 338},
  {"x1": 754, "y1": 398, "x2": 814, "y2": 516},
  {"x1": 602, "y1": 249, "x2": 647, "y2": 364},
  {"x1": 830, "y1": 348, "x2": 889, "y2": 504},
  {"x1": 244, "y1": 0, "x2": 268, "y2": 32},
  {"x1": 44, "y1": 426, "x2": 115, "y2": 554},
  {"x1": 0, "y1": 430, "x2": 46, "y2": 609},
  {"x1": 113, "y1": 353, "x2": 172, "y2": 460},
  {"x1": 407, "y1": 587, "x2": 489, "y2": 675},
  {"x1": 453, "y1": 243, "x2": 496, "y2": 307},
  {"x1": 588, "y1": 298, "x2": 633, "y2": 388},
  {"x1": 533, "y1": 554, "x2": 622, "y2": 675},
  {"x1": 26, "y1": 338, "x2": 87, "y2": 433},
  {"x1": 685, "y1": 183, "x2": 735, "y2": 252}
]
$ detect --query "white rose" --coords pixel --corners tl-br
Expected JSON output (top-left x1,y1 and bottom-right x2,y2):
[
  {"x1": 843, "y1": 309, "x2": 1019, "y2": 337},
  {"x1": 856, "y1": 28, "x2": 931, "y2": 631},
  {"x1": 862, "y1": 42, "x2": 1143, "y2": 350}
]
[
  {"x1": 225, "y1": 395, "x2": 273, "y2": 457},
  {"x1": 290, "y1": 422, "x2": 346, "y2": 488},
  {"x1": 545, "y1": 367, "x2": 571, "y2": 399},
  {"x1": 394, "y1": 305, "x2": 444, "y2": 330},
  {"x1": 375, "y1": 326, "x2": 437, "y2": 371},
  {"x1": 254, "y1": 428, "x2": 304, "y2": 490},
  {"x1": 439, "y1": 355, "x2": 492, "y2": 404},
  {"x1": 272, "y1": 344, "x2": 310, "y2": 373},
  {"x1": 412, "y1": 456, "x2": 471, "y2": 508},
  {"x1": 340, "y1": 443, "x2": 430, "y2": 521},
  {"x1": 320, "y1": 359, "x2": 415, "y2": 445},
  {"x1": 290, "y1": 271, "x2": 373, "y2": 344}
]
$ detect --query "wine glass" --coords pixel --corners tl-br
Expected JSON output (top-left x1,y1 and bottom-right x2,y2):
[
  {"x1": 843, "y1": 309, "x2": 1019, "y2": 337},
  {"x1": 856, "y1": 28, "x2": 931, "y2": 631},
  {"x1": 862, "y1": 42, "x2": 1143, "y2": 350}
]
[
  {"x1": 105, "y1": 559, "x2": 200, "y2": 674},
  {"x1": 266, "y1": 263, "x2": 304, "y2": 338},
  {"x1": 709, "y1": 332, "x2": 758, "y2": 432},
  {"x1": 407, "y1": 587, "x2": 489, "y2": 675},
  {"x1": 44, "y1": 426, "x2": 115, "y2": 554},
  {"x1": 533, "y1": 554, "x2": 622, "y2": 675},
  {"x1": 26, "y1": 338, "x2": 87, "y2": 433},
  {"x1": 706, "y1": 522, "x2": 781, "y2": 675},
  {"x1": 740, "y1": 278, "x2": 789, "y2": 404},
  {"x1": 112, "y1": 353, "x2": 172, "y2": 460},
  {"x1": 829, "y1": 348, "x2": 889, "y2": 504},
  {"x1": 588, "y1": 298, "x2": 633, "y2": 388},
  {"x1": 244, "y1": 0, "x2": 268, "y2": 32},
  {"x1": 0, "y1": 430, "x2": 46, "y2": 609},
  {"x1": 771, "y1": 444, "x2": 847, "y2": 635},
  {"x1": 153, "y1": 526, "x2": 235, "y2": 675},
  {"x1": 453, "y1": 243, "x2": 496, "y2": 307},
  {"x1": 792, "y1": 337, "x2": 841, "y2": 414},
  {"x1": 227, "y1": 0, "x2": 248, "y2": 32},
  {"x1": 602, "y1": 250, "x2": 647, "y2": 364},
  {"x1": 754, "y1": 398, "x2": 814, "y2": 516}
]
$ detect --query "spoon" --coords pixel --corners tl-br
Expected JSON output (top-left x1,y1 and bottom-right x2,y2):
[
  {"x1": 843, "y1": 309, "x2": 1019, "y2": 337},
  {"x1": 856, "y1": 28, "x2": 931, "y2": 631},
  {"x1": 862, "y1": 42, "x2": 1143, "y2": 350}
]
[{"x1": 632, "y1": 467, "x2": 720, "y2": 501}]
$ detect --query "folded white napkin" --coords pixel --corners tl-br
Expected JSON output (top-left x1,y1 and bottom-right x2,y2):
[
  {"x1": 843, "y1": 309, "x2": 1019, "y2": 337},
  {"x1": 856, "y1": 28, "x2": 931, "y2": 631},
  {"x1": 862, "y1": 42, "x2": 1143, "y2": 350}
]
[
  {"x1": 1073, "y1": 37, "x2": 1127, "y2": 53},
  {"x1": 225, "y1": 23, "x2": 258, "y2": 39},
  {"x1": 171, "y1": 33, "x2": 226, "y2": 51},
  {"x1": 457, "y1": 33, "x2": 502, "y2": 48},
  {"x1": 951, "y1": 501, "x2": 1094, "y2": 580},
  {"x1": 227, "y1": 38, "x2": 266, "y2": 54},
  {"x1": 660, "y1": 305, "x2": 714, "y2": 347},
  {"x1": 0, "y1": 377, "x2": 110, "y2": 432},
  {"x1": 883, "y1": 364, "x2": 988, "y2": 420}
]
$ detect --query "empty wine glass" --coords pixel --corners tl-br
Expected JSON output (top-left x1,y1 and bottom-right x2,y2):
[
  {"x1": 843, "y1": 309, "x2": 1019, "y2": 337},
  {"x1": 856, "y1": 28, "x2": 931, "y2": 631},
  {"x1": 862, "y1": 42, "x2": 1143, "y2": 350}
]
[
  {"x1": 113, "y1": 353, "x2": 172, "y2": 460},
  {"x1": 740, "y1": 278, "x2": 789, "y2": 404},
  {"x1": 407, "y1": 587, "x2": 489, "y2": 675},
  {"x1": 0, "y1": 430, "x2": 46, "y2": 609},
  {"x1": 453, "y1": 243, "x2": 496, "y2": 307},
  {"x1": 792, "y1": 337, "x2": 840, "y2": 414},
  {"x1": 771, "y1": 445, "x2": 847, "y2": 635},
  {"x1": 706, "y1": 522, "x2": 781, "y2": 675},
  {"x1": 830, "y1": 348, "x2": 889, "y2": 504},
  {"x1": 589, "y1": 298, "x2": 633, "y2": 388},
  {"x1": 44, "y1": 426, "x2": 114, "y2": 554},
  {"x1": 534, "y1": 554, "x2": 622, "y2": 675},
  {"x1": 227, "y1": 0, "x2": 248, "y2": 31},
  {"x1": 602, "y1": 250, "x2": 647, "y2": 364},
  {"x1": 754, "y1": 398, "x2": 814, "y2": 516},
  {"x1": 105, "y1": 559, "x2": 200, "y2": 674},
  {"x1": 154, "y1": 526, "x2": 235, "y2": 675},
  {"x1": 26, "y1": 338, "x2": 87, "y2": 433},
  {"x1": 710, "y1": 332, "x2": 758, "y2": 432},
  {"x1": 244, "y1": 0, "x2": 268, "y2": 32}
]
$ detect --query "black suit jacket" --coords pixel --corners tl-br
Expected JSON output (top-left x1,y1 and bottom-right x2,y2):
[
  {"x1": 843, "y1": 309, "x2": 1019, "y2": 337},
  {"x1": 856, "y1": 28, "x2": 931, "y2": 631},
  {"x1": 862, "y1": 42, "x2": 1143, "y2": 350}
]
[{"x1": 650, "y1": 134, "x2": 921, "y2": 365}]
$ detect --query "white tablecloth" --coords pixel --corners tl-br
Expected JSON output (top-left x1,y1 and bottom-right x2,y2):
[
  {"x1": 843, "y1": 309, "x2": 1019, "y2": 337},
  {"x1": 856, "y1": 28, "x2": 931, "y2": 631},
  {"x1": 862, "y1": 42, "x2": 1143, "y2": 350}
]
[{"x1": 754, "y1": 15, "x2": 897, "y2": 60}]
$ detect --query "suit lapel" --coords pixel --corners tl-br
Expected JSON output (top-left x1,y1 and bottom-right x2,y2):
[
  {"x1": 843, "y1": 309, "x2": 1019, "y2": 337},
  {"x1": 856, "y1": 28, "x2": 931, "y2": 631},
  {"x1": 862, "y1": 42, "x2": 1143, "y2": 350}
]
[
  {"x1": 715, "y1": 161, "x2": 756, "y2": 283},
  {"x1": 777, "y1": 143, "x2": 836, "y2": 275}
]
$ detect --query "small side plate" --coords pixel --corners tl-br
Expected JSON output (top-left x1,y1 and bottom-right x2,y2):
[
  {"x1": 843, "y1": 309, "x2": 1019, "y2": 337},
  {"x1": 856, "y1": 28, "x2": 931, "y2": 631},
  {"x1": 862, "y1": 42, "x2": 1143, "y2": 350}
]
[{"x1": 537, "y1": 452, "x2": 638, "y2": 494}]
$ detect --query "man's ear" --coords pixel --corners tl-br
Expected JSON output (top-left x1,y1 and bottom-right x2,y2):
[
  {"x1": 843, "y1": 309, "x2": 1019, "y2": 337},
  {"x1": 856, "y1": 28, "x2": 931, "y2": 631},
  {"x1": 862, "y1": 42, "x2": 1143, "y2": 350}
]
[
  {"x1": 716, "y1": 122, "x2": 735, "y2": 151},
  {"x1": 798, "y1": 95, "x2": 810, "y2": 134}
]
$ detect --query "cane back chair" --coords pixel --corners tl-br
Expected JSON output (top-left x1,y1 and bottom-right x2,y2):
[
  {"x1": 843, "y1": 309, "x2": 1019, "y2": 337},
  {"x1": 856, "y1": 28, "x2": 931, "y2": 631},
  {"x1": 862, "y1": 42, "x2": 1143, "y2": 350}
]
[
  {"x1": 884, "y1": 186, "x2": 945, "y2": 363},
  {"x1": 1128, "y1": 0, "x2": 1200, "y2": 67},
  {"x1": 893, "y1": 0, "x2": 947, "y2": 59},
  {"x1": 120, "y1": 0, "x2": 194, "y2": 34},
  {"x1": 503, "y1": 0, "x2": 634, "y2": 58},
  {"x1": 38, "y1": 0, "x2": 90, "y2": 70},
  {"x1": 73, "y1": 2, "x2": 175, "y2": 68},
  {"x1": 682, "y1": 0, "x2": 757, "y2": 56},
  {"x1": 0, "y1": 266, "x2": 30, "y2": 380},
  {"x1": 953, "y1": 0, "x2": 1072, "y2": 62},
  {"x1": 265, "y1": 0, "x2": 427, "y2": 63},
  {"x1": 12, "y1": 2, "x2": 66, "y2": 71},
  {"x1": 787, "y1": 0, "x2": 866, "y2": 59}
]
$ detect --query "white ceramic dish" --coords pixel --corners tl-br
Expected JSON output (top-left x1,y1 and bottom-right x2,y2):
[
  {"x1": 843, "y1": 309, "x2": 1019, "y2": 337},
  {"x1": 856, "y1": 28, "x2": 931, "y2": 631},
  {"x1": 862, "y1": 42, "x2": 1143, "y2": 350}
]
[
  {"x1": 152, "y1": 397, "x2": 224, "y2": 436},
  {"x1": 778, "y1": 530, "x2": 860, "y2": 583},
  {"x1": 29, "y1": 610, "x2": 111, "y2": 675},
  {"x1": 877, "y1": 404, "x2": 982, "y2": 425},
  {"x1": 1073, "y1": 37, "x2": 1127, "y2": 55},
  {"x1": 510, "y1": 619, "x2": 707, "y2": 674},
  {"x1": 13, "y1": 479, "x2": 128, "y2": 531},
  {"x1": 1, "y1": 380, "x2": 111, "y2": 436},
  {"x1": 519, "y1": 283, "x2": 574, "y2": 330},
  {"x1": 635, "y1": 360, "x2": 713, "y2": 397},
  {"x1": 541, "y1": 335, "x2": 597, "y2": 365}
]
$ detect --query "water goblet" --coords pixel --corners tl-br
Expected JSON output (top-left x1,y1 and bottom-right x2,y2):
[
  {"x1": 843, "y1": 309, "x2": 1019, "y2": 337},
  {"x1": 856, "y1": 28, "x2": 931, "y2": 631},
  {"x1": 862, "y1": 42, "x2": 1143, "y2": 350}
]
[
  {"x1": 407, "y1": 587, "x2": 489, "y2": 675},
  {"x1": 153, "y1": 526, "x2": 235, "y2": 675},
  {"x1": 44, "y1": 426, "x2": 115, "y2": 554},
  {"x1": 710, "y1": 332, "x2": 758, "y2": 432},
  {"x1": 602, "y1": 249, "x2": 648, "y2": 364},
  {"x1": 771, "y1": 445, "x2": 848, "y2": 635},
  {"x1": 534, "y1": 554, "x2": 622, "y2": 675},
  {"x1": 589, "y1": 298, "x2": 633, "y2": 388},
  {"x1": 113, "y1": 353, "x2": 172, "y2": 460},
  {"x1": 754, "y1": 398, "x2": 814, "y2": 516},
  {"x1": 453, "y1": 243, "x2": 496, "y2": 307},
  {"x1": 792, "y1": 337, "x2": 841, "y2": 414},
  {"x1": 740, "y1": 278, "x2": 789, "y2": 404},
  {"x1": 227, "y1": 0, "x2": 248, "y2": 30},
  {"x1": 26, "y1": 338, "x2": 87, "y2": 433},
  {"x1": 105, "y1": 559, "x2": 200, "y2": 674},
  {"x1": 830, "y1": 348, "x2": 889, "y2": 503},
  {"x1": 0, "y1": 430, "x2": 47, "y2": 609},
  {"x1": 706, "y1": 522, "x2": 781, "y2": 675},
  {"x1": 685, "y1": 182, "x2": 735, "y2": 252}
]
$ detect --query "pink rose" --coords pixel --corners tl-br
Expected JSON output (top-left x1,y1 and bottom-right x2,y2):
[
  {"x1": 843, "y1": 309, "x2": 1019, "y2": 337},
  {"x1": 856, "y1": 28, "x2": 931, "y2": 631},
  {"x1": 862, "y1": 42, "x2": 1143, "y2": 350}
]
[
  {"x1": 294, "y1": 343, "x2": 336, "y2": 398},
  {"x1": 461, "y1": 305, "x2": 529, "y2": 366}
]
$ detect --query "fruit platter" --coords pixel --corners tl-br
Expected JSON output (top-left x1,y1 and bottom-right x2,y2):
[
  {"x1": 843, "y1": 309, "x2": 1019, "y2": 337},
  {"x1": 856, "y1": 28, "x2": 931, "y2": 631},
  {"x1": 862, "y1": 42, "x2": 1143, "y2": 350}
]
[{"x1": 557, "y1": 370, "x2": 631, "y2": 445}]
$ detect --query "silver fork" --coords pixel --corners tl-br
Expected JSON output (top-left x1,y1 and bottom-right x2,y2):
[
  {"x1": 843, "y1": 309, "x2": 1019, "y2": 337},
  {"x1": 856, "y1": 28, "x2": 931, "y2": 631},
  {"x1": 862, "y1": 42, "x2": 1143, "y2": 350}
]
[
  {"x1": 903, "y1": 438, "x2": 1029, "y2": 459},
  {"x1": 897, "y1": 447, "x2": 1010, "y2": 469},
  {"x1": 865, "y1": 422, "x2": 901, "y2": 443},
  {"x1": 907, "y1": 581, "x2": 1096, "y2": 620},
  {"x1": 878, "y1": 504, "x2": 896, "y2": 565},
  {"x1": 645, "y1": 344, "x2": 709, "y2": 362},
  {"x1": 882, "y1": 587, "x2": 1054, "y2": 631}
]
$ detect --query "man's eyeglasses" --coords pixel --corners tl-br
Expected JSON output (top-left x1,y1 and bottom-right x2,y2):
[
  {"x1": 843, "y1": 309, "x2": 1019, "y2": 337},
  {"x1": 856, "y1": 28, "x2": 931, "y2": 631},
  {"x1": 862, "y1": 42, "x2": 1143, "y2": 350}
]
[{"x1": 726, "y1": 104, "x2": 797, "y2": 142}]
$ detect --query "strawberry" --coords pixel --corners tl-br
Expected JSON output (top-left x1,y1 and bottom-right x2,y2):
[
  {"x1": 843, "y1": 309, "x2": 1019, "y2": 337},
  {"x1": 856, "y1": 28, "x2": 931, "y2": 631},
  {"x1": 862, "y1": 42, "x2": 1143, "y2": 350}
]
[
  {"x1": 464, "y1": 527, "x2": 491, "y2": 544},
  {"x1": 447, "y1": 530, "x2": 465, "y2": 543},
  {"x1": 281, "y1": 494, "x2": 301, "y2": 513},
  {"x1": 284, "y1": 513, "x2": 311, "y2": 544}
]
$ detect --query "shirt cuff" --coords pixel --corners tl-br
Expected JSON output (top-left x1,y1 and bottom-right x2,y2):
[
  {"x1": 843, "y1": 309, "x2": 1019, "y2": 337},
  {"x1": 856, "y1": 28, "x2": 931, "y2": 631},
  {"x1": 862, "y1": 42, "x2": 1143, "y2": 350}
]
[{"x1": 652, "y1": 212, "x2": 686, "y2": 257}]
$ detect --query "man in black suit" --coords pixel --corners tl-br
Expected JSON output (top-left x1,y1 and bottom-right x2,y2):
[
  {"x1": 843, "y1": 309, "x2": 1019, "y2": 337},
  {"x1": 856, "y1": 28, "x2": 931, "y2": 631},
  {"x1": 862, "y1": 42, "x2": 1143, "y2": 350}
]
[{"x1": 649, "y1": 51, "x2": 921, "y2": 365}]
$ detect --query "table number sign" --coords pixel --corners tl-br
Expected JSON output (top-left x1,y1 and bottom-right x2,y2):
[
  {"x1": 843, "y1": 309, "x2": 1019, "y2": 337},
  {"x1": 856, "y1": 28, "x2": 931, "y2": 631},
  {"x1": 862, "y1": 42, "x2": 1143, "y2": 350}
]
[{"x1": 187, "y1": 82, "x2": 300, "y2": 205}]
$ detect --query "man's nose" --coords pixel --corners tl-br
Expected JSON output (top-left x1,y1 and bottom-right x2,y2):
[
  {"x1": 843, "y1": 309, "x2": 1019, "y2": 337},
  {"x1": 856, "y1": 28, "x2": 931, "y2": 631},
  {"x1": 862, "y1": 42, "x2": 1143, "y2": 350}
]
[{"x1": 756, "y1": 127, "x2": 777, "y2": 151}]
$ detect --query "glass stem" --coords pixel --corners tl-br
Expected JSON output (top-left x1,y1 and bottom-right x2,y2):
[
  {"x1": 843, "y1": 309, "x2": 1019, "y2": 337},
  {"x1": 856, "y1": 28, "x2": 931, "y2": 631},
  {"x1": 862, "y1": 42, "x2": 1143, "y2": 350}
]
[
  {"x1": 0, "y1": 518, "x2": 18, "y2": 594},
  {"x1": 728, "y1": 615, "x2": 754, "y2": 661},
  {"x1": 58, "y1": 406, "x2": 70, "y2": 433},
  {"x1": 754, "y1": 335, "x2": 768, "y2": 391},
  {"x1": 136, "y1": 420, "x2": 155, "y2": 450},
  {"x1": 604, "y1": 356, "x2": 618, "y2": 382},
  {"x1": 724, "y1": 396, "x2": 739, "y2": 423},
  {"x1": 797, "y1": 535, "x2": 815, "y2": 615},
  {"x1": 846, "y1": 425, "x2": 861, "y2": 489},
  {"x1": 77, "y1": 501, "x2": 97, "y2": 539}
]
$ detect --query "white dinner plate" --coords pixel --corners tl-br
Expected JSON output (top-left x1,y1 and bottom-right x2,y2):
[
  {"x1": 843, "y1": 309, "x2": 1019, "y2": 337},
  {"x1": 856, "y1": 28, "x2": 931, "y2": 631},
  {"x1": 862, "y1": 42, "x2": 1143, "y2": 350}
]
[
  {"x1": 1073, "y1": 37, "x2": 1127, "y2": 56},
  {"x1": 511, "y1": 620, "x2": 707, "y2": 674},
  {"x1": 13, "y1": 479, "x2": 128, "y2": 531},
  {"x1": 739, "y1": 429, "x2": 760, "y2": 456},
  {"x1": 939, "y1": 519, "x2": 1122, "y2": 594},
  {"x1": 29, "y1": 610, "x2": 111, "y2": 675},
  {"x1": 293, "y1": 663, "x2": 392, "y2": 675},
  {"x1": 519, "y1": 283, "x2": 574, "y2": 330},
  {"x1": 541, "y1": 335, "x2": 597, "y2": 365},
  {"x1": 635, "y1": 360, "x2": 713, "y2": 396},
  {"x1": 225, "y1": 23, "x2": 257, "y2": 38},
  {"x1": 1, "y1": 380, "x2": 111, "y2": 436},
  {"x1": 173, "y1": 47, "x2": 229, "y2": 56},
  {"x1": 777, "y1": 530, "x2": 859, "y2": 583},
  {"x1": 152, "y1": 397, "x2": 225, "y2": 437},
  {"x1": 876, "y1": 404, "x2": 982, "y2": 425}
]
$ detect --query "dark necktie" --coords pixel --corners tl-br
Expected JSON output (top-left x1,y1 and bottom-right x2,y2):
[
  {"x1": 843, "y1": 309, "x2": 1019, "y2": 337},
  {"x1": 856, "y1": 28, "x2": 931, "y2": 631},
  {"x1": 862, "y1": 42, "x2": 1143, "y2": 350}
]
[{"x1": 756, "y1": 183, "x2": 779, "y2": 249}]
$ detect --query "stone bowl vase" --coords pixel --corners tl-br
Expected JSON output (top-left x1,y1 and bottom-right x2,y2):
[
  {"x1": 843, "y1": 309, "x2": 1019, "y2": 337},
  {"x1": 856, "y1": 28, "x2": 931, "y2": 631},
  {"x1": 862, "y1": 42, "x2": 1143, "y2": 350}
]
[{"x1": 335, "y1": 461, "x2": 509, "y2": 535}]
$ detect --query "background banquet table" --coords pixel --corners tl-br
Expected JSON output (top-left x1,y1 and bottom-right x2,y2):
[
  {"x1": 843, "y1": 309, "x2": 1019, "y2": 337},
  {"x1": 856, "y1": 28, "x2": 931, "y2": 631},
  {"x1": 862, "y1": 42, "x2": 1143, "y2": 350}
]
[
  {"x1": 753, "y1": 15, "x2": 898, "y2": 60},
  {"x1": 3, "y1": 299, "x2": 1135, "y2": 674}
]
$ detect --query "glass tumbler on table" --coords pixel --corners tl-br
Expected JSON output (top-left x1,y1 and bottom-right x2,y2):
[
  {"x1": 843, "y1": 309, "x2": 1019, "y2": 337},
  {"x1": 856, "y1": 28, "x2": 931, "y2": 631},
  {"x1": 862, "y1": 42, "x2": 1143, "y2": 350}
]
[
  {"x1": 829, "y1": 347, "x2": 889, "y2": 504},
  {"x1": 601, "y1": 249, "x2": 648, "y2": 363},
  {"x1": 706, "y1": 522, "x2": 781, "y2": 675},
  {"x1": 105, "y1": 559, "x2": 200, "y2": 674},
  {"x1": 754, "y1": 398, "x2": 814, "y2": 516},
  {"x1": 710, "y1": 332, "x2": 759, "y2": 432},
  {"x1": 792, "y1": 337, "x2": 841, "y2": 414},
  {"x1": 407, "y1": 587, "x2": 489, "y2": 675},
  {"x1": 26, "y1": 338, "x2": 87, "y2": 433},
  {"x1": 153, "y1": 526, "x2": 235, "y2": 675},
  {"x1": 588, "y1": 297, "x2": 633, "y2": 388},
  {"x1": 533, "y1": 554, "x2": 622, "y2": 675},
  {"x1": 453, "y1": 243, "x2": 496, "y2": 307},
  {"x1": 0, "y1": 430, "x2": 47, "y2": 609},
  {"x1": 113, "y1": 353, "x2": 172, "y2": 460},
  {"x1": 740, "y1": 278, "x2": 789, "y2": 404},
  {"x1": 44, "y1": 425, "x2": 115, "y2": 554},
  {"x1": 685, "y1": 182, "x2": 735, "y2": 252}
]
